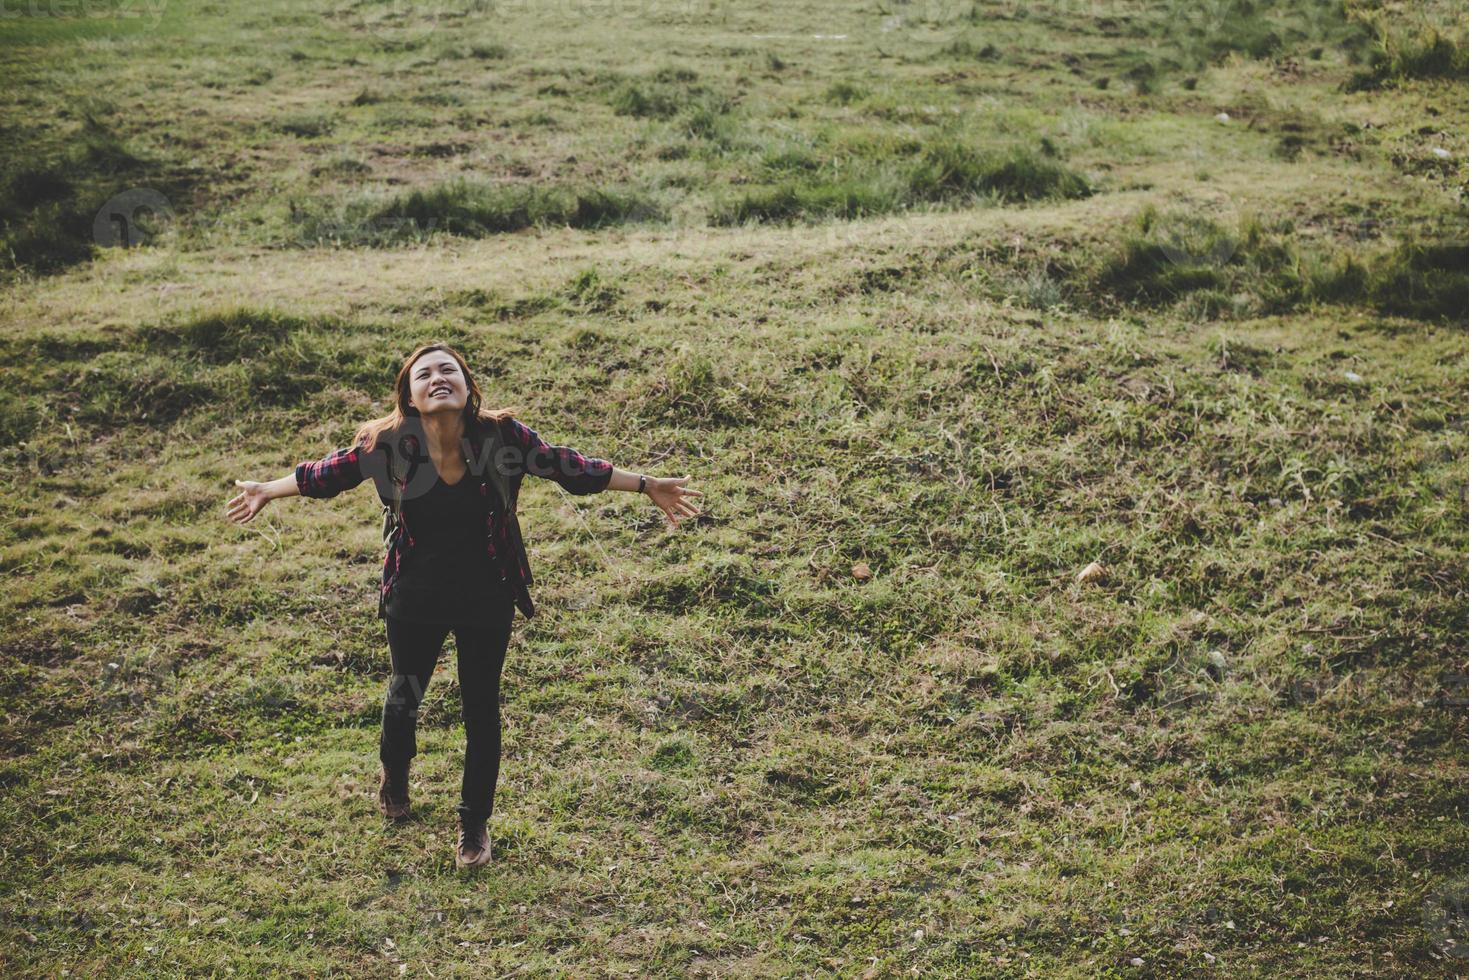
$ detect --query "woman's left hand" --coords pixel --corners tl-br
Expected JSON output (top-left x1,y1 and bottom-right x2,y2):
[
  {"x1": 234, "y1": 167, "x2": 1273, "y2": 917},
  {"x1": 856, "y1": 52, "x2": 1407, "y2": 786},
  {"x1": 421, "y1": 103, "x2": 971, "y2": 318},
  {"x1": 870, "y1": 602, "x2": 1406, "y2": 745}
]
[{"x1": 646, "y1": 475, "x2": 702, "y2": 529}]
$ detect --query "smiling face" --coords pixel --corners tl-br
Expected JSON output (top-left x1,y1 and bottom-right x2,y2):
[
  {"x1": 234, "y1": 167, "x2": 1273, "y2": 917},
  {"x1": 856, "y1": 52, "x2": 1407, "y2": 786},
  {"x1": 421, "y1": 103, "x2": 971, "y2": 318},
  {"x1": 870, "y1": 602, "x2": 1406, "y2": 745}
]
[{"x1": 406, "y1": 350, "x2": 469, "y2": 417}]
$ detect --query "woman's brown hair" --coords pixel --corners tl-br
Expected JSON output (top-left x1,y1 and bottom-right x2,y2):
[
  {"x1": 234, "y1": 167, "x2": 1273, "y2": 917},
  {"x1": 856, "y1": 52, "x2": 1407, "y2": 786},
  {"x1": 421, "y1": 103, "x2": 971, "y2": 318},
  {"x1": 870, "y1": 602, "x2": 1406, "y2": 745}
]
[
  {"x1": 352, "y1": 341, "x2": 515, "y2": 454},
  {"x1": 352, "y1": 341, "x2": 518, "y2": 516}
]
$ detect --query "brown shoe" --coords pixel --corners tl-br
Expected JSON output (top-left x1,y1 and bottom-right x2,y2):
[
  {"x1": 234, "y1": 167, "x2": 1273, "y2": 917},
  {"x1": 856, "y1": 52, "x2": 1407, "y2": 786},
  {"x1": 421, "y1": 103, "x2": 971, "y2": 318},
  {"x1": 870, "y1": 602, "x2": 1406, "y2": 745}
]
[
  {"x1": 378, "y1": 761, "x2": 410, "y2": 822},
  {"x1": 455, "y1": 814, "x2": 492, "y2": 868}
]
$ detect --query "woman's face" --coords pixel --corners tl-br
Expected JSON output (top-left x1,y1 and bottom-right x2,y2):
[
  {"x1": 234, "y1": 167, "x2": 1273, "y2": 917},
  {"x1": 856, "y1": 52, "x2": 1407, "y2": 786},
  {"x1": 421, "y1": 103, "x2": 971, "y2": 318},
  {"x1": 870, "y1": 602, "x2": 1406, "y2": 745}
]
[{"x1": 407, "y1": 351, "x2": 469, "y2": 417}]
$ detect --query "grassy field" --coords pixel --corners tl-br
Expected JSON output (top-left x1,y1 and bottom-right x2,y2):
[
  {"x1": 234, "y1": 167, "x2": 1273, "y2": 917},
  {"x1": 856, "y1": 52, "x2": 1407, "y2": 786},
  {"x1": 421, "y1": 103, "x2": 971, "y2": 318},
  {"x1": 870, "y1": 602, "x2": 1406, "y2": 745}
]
[{"x1": 2, "y1": 0, "x2": 1467, "y2": 975}]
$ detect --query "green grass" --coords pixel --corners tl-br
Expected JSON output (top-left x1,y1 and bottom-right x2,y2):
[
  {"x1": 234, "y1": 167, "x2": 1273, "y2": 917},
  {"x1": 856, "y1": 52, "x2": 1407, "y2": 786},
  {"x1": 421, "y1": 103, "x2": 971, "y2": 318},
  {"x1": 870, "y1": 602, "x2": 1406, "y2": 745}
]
[
  {"x1": 290, "y1": 179, "x2": 665, "y2": 244},
  {"x1": 2, "y1": 0, "x2": 1468, "y2": 975},
  {"x1": 0, "y1": 114, "x2": 171, "y2": 273},
  {"x1": 953, "y1": 204, "x2": 1468, "y2": 325},
  {"x1": 1348, "y1": 22, "x2": 1469, "y2": 88},
  {"x1": 713, "y1": 141, "x2": 1093, "y2": 225}
]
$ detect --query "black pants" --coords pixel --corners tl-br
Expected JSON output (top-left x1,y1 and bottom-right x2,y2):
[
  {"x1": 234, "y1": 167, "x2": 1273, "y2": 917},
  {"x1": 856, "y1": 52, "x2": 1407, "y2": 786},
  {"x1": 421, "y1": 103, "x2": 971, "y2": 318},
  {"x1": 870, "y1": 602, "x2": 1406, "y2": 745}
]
[{"x1": 379, "y1": 591, "x2": 514, "y2": 824}]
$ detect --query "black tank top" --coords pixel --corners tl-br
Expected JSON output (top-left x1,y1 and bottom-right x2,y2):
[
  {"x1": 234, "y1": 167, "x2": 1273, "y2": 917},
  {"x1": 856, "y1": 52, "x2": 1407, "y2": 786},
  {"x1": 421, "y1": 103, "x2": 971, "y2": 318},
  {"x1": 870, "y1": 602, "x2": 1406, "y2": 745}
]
[{"x1": 383, "y1": 467, "x2": 510, "y2": 625}]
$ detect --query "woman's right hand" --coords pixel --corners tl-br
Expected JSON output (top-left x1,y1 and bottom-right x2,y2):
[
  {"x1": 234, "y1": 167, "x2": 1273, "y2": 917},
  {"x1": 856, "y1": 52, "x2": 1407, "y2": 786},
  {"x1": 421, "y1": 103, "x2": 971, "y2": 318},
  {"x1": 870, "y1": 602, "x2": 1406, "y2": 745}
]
[{"x1": 226, "y1": 479, "x2": 273, "y2": 524}]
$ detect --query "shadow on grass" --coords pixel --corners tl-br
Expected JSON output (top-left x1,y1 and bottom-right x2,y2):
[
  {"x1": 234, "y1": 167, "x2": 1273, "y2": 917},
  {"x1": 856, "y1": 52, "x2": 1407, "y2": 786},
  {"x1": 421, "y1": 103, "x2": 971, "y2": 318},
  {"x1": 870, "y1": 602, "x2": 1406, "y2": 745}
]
[
  {"x1": 712, "y1": 140, "x2": 1092, "y2": 226},
  {"x1": 1007, "y1": 205, "x2": 1469, "y2": 325},
  {"x1": 290, "y1": 180, "x2": 665, "y2": 245},
  {"x1": 1, "y1": 115, "x2": 188, "y2": 277}
]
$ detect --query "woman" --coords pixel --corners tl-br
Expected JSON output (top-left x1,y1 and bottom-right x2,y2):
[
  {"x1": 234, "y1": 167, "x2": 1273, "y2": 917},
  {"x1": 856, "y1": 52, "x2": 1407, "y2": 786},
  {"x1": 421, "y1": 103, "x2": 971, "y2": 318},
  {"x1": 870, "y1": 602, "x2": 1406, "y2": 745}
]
[{"x1": 224, "y1": 341, "x2": 702, "y2": 869}]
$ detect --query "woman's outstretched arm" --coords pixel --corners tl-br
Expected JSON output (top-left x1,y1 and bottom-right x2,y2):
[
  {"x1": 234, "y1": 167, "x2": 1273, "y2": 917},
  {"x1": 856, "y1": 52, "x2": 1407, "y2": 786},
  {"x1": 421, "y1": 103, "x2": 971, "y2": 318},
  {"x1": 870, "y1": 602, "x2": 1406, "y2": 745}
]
[
  {"x1": 225, "y1": 471, "x2": 299, "y2": 525},
  {"x1": 604, "y1": 466, "x2": 703, "y2": 529},
  {"x1": 501, "y1": 417, "x2": 613, "y2": 496},
  {"x1": 499, "y1": 417, "x2": 702, "y2": 529},
  {"x1": 226, "y1": 443, "x2": 368, "y2": 524}
]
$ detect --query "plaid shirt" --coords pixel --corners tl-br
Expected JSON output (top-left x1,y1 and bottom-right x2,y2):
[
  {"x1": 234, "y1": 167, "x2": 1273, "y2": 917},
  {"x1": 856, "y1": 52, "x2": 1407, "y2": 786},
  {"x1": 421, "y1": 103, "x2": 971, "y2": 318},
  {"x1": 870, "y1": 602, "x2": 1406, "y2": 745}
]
[{"x1": 294, "y1": 416, "x2": 612, "y2": 620}]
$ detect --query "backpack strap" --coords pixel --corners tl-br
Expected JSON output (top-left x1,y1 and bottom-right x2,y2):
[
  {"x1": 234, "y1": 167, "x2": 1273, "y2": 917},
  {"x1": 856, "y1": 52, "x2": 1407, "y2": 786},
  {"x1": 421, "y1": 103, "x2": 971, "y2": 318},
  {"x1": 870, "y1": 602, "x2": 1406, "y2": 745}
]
[{"x1": 381, "y1": 442, "x2": 404, "y2": 548}]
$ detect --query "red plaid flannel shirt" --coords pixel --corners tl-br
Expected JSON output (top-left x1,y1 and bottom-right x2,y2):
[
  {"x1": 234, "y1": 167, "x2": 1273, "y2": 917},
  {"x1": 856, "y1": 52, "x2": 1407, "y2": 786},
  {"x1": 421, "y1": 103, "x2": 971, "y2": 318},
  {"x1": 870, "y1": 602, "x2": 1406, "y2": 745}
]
[{"x1": 294, "y1": 416, "x2": 612, "y2": 619}]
